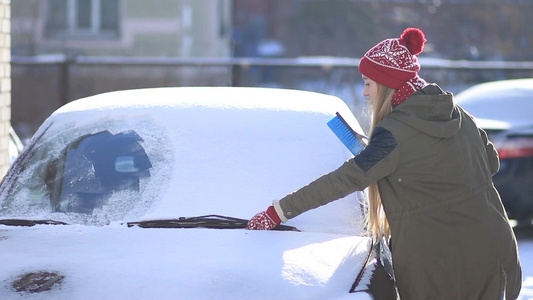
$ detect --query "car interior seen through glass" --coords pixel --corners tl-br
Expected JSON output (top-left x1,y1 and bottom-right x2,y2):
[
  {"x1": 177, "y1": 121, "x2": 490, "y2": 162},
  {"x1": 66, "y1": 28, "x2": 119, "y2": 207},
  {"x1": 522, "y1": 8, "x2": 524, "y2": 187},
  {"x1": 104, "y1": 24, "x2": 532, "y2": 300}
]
[{"x1": 44, "y1": 130, "x2": 152, "y2": 214}]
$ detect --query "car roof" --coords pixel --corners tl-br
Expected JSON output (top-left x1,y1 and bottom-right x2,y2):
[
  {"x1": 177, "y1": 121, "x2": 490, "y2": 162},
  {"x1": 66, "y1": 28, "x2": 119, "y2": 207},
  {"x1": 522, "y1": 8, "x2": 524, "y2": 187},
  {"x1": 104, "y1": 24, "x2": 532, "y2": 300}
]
[
  {"x1": 53, "y1": 86, "x2": 358, "y2": 118},
  {"x1": 455, "y1": 78, "x2": 533, "y2": 128}
]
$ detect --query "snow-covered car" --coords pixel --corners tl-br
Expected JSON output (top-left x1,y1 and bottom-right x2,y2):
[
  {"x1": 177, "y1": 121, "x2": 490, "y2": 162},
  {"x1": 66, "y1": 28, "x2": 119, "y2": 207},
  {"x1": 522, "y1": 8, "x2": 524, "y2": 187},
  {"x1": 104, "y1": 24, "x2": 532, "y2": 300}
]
[
  {"x1": 0, "y1": 87, "x2": 397, "y2": 300},
  {"x1": 455, "y1": 78, "x2": 533, "y2": 227}
]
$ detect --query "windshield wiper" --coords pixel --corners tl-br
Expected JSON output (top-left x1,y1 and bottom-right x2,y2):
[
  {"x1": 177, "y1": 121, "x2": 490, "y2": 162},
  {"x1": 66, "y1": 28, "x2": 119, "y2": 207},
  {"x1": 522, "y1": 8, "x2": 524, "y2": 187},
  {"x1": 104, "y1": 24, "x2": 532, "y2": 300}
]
[
  {"x1": 126, "y1": 214, "x2": 300, "y2": 231},
  {"x1": 0, "y1": 219, "x2": 68, "y2": 227}
]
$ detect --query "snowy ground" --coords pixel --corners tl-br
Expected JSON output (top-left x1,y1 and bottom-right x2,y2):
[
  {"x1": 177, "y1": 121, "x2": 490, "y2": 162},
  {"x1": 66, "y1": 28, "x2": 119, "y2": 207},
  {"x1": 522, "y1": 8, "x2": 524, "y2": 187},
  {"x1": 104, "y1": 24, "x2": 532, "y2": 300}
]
[{"x1": 516, "y1": 229, "x2": 533, "y2": 299}]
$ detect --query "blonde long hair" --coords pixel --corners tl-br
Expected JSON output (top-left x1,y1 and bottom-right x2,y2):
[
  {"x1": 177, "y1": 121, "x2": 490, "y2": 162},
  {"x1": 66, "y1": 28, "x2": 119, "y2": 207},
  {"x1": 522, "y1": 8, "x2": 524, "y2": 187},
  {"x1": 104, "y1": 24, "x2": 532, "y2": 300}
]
[{"x1": 365, "y1": 83, "x2": 396, "y2": 240}]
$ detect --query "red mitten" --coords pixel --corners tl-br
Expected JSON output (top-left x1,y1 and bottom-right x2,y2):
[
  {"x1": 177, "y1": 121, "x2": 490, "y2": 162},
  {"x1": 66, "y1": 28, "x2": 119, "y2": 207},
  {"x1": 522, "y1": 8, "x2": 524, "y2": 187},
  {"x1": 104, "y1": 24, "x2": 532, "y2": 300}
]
[{"x1": 246, "y1": 206, "x2": 282, "y2": 230}]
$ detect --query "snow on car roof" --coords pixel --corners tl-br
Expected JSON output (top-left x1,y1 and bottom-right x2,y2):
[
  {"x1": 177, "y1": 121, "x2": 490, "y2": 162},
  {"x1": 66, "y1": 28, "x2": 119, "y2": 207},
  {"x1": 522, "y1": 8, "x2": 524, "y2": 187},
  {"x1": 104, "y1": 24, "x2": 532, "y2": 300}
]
[
  {"x1": 455, "y1": 78, "x2": 533, "y2": 128},
  {"x1": 53, "y1": 86, "x2": 357, "y2": 116}
]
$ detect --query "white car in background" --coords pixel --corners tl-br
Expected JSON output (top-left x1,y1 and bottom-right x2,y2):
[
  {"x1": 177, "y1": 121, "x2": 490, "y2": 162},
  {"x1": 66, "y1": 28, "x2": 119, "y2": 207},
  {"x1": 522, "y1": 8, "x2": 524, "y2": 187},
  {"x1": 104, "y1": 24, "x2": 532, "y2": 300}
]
[
  {"x1": 0, "y1": 87, "x2": 397, "y2": 300},
  {"x1": 455, "y1": 78, "x2": 533, "y2": 227}
]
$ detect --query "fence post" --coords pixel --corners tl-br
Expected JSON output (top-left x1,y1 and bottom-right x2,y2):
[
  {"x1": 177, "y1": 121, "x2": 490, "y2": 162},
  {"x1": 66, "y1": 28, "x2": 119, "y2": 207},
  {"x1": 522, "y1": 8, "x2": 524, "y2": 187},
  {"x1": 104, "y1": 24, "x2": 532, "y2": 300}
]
[
  {"x1": 59, "y1": 58, "x2": 70, "y2": 106},
  {"x1": 231, "y1": 61, "x2": 240, "y2": 86}
]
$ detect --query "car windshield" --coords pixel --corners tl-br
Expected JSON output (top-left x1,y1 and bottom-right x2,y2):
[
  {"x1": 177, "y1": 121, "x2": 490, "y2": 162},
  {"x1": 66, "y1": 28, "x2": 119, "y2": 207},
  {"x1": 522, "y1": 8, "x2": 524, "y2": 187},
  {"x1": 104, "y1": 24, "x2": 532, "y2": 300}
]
[{"x1": 0, "y1": 119, "x2": 172, "y2": 226}]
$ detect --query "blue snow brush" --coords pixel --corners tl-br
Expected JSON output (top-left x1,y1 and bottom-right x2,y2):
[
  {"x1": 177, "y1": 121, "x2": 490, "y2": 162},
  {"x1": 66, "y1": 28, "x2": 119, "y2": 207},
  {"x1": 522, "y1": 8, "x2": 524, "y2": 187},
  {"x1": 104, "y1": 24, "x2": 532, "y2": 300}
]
[{"x1": 327, "y1": 112, "x2": 368, "y2": 156}]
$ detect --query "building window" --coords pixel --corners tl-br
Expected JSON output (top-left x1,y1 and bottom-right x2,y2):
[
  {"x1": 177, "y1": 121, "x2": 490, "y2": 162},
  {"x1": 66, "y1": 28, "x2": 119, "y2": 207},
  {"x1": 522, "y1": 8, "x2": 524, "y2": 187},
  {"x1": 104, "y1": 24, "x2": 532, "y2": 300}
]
[{"x1": 46, "y1": 0, "x2": 119, "y2": 39}]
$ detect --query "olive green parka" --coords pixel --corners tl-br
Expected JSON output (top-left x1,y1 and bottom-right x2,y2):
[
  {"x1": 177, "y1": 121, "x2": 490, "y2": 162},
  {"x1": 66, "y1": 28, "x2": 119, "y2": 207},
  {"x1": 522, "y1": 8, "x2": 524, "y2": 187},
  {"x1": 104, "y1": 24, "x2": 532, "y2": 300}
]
[{"x1": 274, "y1": 84, "x2": 522, "y2": 299}]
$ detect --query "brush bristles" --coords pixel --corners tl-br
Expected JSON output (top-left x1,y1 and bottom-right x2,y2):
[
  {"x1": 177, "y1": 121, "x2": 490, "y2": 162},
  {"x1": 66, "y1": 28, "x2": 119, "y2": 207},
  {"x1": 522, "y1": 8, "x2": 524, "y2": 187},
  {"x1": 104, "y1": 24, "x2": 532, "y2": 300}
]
[{"x1": 327, "y1": 115, "x2": 365, "y2": 156}]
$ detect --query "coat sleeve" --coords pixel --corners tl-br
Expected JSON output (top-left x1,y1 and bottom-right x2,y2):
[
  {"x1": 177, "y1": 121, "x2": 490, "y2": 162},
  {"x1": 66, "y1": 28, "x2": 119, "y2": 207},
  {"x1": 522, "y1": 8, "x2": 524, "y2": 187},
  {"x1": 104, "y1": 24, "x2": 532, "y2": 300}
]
[
  {"x1": 275, "y1": 127, "x2": 400, "y2": 221},
  {"x1": 479, "y1": 127, "x2": 500, "y2": 175}
]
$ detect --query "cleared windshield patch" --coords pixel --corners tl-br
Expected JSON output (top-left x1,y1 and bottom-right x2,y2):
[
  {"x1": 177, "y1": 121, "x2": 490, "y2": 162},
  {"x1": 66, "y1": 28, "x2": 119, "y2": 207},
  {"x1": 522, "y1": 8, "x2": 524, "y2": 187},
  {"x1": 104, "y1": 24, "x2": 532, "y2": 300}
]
[
  {"x1": 0, "y1": 117, "x2": 172, "y2": 226},
  {"x1": 52, "y1": 130, "x2": 152, "y2": 214}
]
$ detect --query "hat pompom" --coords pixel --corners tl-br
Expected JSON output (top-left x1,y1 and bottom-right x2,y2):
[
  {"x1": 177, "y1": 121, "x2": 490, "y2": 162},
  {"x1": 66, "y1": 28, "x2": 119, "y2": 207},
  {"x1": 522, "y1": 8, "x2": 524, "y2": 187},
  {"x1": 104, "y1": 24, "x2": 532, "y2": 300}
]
[{"x1": 399, "y1": 28, "x2": 426, "y2": 55}]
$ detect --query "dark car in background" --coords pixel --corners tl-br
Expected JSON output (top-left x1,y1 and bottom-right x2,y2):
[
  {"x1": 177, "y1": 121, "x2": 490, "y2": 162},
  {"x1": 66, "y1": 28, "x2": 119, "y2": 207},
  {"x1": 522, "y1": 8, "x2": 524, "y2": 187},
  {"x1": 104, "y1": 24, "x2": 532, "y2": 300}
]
[{"x1": 455, "y1": 78, "x2": 533, "y2": 228}]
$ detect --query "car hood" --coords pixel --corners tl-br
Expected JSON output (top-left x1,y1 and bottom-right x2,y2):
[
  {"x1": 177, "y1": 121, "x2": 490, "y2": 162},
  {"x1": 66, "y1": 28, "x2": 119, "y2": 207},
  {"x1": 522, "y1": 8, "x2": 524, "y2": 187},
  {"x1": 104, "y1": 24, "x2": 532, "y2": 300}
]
[{"x1": 0, "y1": 225, "x2": 372, "y2": 300}]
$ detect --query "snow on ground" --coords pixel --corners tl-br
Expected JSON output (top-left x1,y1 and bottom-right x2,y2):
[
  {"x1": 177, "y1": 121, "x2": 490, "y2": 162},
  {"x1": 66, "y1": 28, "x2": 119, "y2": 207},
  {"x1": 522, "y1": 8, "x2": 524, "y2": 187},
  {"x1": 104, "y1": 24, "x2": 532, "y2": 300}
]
[{"x1": 516, "y1": 230, "x2": 533, "y2": 300}]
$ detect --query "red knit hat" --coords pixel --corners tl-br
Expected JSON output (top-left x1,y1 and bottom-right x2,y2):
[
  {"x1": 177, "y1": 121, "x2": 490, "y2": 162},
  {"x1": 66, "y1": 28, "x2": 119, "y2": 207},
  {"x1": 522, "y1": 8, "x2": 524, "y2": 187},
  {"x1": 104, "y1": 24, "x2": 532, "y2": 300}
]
[{"x1": 358, "y1": 28, "x2": 427, "y2": 89}]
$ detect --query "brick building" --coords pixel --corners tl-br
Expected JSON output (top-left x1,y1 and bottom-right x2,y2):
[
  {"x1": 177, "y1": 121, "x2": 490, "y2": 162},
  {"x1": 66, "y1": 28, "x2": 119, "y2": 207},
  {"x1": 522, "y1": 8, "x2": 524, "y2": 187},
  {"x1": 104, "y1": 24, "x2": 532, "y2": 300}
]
[{"x1": 0, "y1": 0, "x2": 10, "y2": 177}]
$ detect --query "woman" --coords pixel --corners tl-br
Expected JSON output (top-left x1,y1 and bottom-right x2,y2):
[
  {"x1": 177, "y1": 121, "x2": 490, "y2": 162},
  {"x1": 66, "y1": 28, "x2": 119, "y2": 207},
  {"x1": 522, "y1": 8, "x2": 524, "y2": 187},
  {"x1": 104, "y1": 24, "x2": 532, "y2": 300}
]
[{"x1": 247, "y1": 28, "x2": 522, "y2": 299}]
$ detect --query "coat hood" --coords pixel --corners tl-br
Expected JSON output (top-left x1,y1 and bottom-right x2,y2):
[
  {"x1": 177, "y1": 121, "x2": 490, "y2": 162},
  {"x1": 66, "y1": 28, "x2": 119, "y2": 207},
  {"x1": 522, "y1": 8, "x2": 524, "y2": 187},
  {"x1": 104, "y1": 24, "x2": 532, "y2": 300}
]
[{"x1": 390, "y1": 84, "x2": 460, "y2": 138}]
